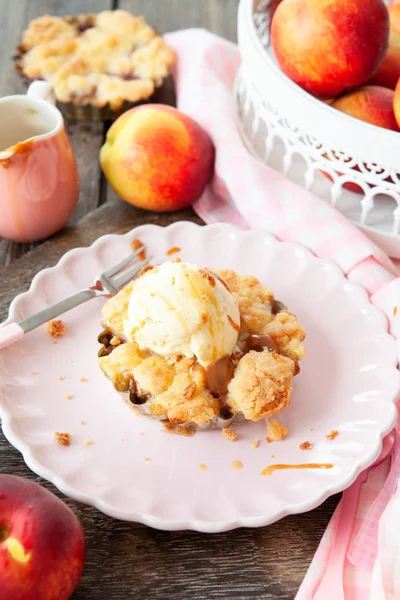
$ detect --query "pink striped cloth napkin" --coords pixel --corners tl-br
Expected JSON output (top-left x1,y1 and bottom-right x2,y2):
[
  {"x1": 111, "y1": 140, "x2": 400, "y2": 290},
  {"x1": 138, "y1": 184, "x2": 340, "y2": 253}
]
[{"x1": 165, "y1": 28, "x2": 400, "y2": 598}]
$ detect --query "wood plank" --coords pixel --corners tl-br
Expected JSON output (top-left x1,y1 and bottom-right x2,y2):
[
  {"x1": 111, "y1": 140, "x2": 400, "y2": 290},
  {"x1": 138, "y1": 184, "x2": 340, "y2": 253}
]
[{"x1": 0, "y1": 0, "x2": 112, "y2": 267}]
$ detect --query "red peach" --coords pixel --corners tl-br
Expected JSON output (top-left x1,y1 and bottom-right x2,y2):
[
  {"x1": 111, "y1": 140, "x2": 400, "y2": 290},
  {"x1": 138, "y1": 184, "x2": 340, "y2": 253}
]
[
  {"x1": 100, "y1": 104, "x2": 215, "y2": 212},
  {"x1": 0, "y1": 475, "x2": 85, "y2": 600},
  {"x1": 323, "y1": 86, "x2": 398, "y2": 193},
  {"x1": 369, "y1": 32, "x2": 400, "y2": 89},
  {"x1": 271, "y1": 0, "x2": 389, "y2": 99}
]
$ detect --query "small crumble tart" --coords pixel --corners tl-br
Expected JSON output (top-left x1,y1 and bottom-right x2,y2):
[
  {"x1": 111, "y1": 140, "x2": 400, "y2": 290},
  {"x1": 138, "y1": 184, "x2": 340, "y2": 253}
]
[
  {"x1": 97, "y1": 261, "x2": 306, "y2": 433},
  {"x1": 46, "y1": 319, "x2": 65, "y2": 337},
  {"x1": 55, "y1": 431, "x2": 71, "y2": 446},
  {"x1": 15, "y1": 11, "x2": 175, "y2": 113},
  {"x1": 299, "y1": 441, "x2": 313, "y2": 450},
  {"x1": 326, "y1": 430, "x2": 339, "y2": 441}
]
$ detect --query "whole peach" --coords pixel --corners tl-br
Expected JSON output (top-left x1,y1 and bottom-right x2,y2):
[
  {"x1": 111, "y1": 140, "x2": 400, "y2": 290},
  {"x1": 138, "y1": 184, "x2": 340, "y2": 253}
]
[
  {"x1": 271, "y1": 0, "x2": 389, "y2": 98},
  {"x1": 389, "y1": 0, "x2": 400, "y2": 36},
  {"x1": 0, "y1": 475, "x2": 85, "y2": 600},
  {"x1": 331, "y1": 85, "x2": 398, "y2": 130},
  {"x1": 100, "y1": 104, "x2": 215, "y2": 212},
  {"x1": 323, "y1": 86, "x2": 398, "y2": 193},
  {"x1": 369, "y1": 32, "x2": 400, "y2": 90},
  {"x1": 393, "y1": 77, "x2": 400, "y2": 127}
]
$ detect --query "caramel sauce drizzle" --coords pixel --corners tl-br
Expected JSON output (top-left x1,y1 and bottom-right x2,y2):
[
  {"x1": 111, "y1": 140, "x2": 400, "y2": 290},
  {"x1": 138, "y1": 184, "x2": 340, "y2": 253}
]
[{"x1": 261, "y1": 463, "x2": 334, "y2": 476}]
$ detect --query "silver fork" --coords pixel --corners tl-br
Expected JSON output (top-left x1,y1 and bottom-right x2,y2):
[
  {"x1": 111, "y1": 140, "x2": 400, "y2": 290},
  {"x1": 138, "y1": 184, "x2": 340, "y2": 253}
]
[{"x1": 0, "y1": 246, "x2": 151, "y2": 351}]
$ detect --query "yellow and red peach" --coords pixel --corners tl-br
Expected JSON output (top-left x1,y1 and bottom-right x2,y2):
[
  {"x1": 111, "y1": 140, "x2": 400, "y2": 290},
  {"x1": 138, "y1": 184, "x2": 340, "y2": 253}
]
[
  {"x1": 0, "y1": 475, "x2": 85, "y2": 600},
  {"x1": 389, "y1": 0, "x2": 400, "y2": 36},
  {"x1": 100, "y1": 104, "x2": 215, "y2": 212},
  {"x1": 369, "y1": 32, "x2": 400, "y2": 89},
  {"x1": 271, "y1": 0, "x2": 389, "y2": 99}
]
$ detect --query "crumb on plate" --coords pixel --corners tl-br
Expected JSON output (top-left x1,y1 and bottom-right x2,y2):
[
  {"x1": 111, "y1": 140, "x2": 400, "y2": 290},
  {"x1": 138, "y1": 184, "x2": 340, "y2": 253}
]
[
  {"x1": 95, "y1": 483, "x2": 101, "y2": 488},
  {"x1": 54, "y1": 431, "x2": 71, "y2": 446},
  {"x1": 299, "y1": 441, "x2": 313, "y2": 450},
  {"x1": 326, "y1": 430, "x2": 339, "y2": 441},
  {"x1": 252, "y1": 440, "x2": 260, "y2": 449},
  {"x1": 80, "y1": 420, "x2": 86, "y2": 425},
  {"x1": 269, "y1": 454, "x2": 274, "y2": 458},
  {"x1": 199, "y1": 463, "x2": 208, "y2": 471},
  {"x1": 59, "y1": 375, "x2": 64, "y2": 381},
  {"x1": 31, "y1": 371, "x2": 37, "y2": 375},
  {"x1": 267, "y1": 419, "x2": 288, "y2": 441},
  {"x1": 394, "y1": 306, "x2": 398, "y2": 317},
  {"x1": 131, "y1": 238, "x2": 146, "y2": 260},
  {"x1": 232, "y1": 460, "x2": 243, "y2": 470},
  {"x1": 144, "y1": 456, "x2": 151, "y2": 462},
  {"x1": 80, "y1": 377, "x2": 87, "y2": 383},
  {"x1": 65, "y1": 393, "x2": 72, "y2": 400},
  {"x1": 140, "y1": 432, "x2": 144, "y2": 436},
  {"x1": 222, "y1": 427, "x2": 237, "y2": 442},
  {"x1": 166, "y1": 246, "x2": 181, "y2": 256},
  {"x1": 46, "y1": 319, "x2": 65, "y2": 338},
  {"x1": 84, "y1": 439, "x2": 92, "y2": 446}
]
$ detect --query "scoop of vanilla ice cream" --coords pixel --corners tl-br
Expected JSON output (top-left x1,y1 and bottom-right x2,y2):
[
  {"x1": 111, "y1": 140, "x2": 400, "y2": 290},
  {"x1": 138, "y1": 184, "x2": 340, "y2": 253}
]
[{"x1": 123, "y1": 261, "x2": 240, "y2": 366}]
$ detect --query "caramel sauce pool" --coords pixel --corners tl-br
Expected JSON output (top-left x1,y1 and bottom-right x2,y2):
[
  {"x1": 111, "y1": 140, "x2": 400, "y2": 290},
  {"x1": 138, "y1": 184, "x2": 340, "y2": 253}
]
[{"x1": 261, "y1": 463, "x2": 334, "y2": 476}]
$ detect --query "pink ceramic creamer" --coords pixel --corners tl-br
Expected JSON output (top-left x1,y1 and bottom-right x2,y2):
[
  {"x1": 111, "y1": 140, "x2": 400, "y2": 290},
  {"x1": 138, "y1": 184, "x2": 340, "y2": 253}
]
[{"x1": 0, "y1": 81, "x2": 79, "y2": 242}]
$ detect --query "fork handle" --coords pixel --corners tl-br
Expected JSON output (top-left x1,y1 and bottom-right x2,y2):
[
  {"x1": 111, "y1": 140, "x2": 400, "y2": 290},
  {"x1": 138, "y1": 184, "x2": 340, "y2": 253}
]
[{"x1": 0, "y1": 289, "x2": 99, "y2": 350}]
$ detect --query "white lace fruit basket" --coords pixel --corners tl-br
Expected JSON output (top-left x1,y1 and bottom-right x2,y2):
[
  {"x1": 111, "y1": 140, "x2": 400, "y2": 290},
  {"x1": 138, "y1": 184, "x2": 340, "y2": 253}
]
[{"x1": 236, "y1": 0, "x2": 400, "y2": 258}]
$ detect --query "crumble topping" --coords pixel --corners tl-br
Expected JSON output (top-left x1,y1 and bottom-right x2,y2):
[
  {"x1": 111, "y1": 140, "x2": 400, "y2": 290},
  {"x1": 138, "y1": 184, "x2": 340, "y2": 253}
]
[
  {"x1": 55, "y1": 431, "x2": 71, "y2": 446},
  {"x1": 46, "y1": 319, "x2": 65, "y2": 337},
  {"x1": 299, "y1": 441, "x2": 313, "y2": 450},
  {"x1": 16, "y1": 11, "x2": 175, "y2": 110},
  {"x1": 232, "y1": 460, "x2": 243, "y2": 470},
  {"x1": 222, "y1": 427, "x2": 237, "y2": 442},
  {"x1": 267, "y1": 419, "x2": 288, "y2": 441},
  {"x1": 98, "y1": 269, "x2": 305, "y2": 429}
]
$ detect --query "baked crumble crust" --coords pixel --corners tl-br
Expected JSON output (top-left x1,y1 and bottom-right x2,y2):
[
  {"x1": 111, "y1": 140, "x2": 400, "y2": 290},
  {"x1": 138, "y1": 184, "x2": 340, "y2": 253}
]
[
  {"x1": 16, "y1": 10, "x2": 175, "y2": 110},
  {"x1": 46, "y1": 319, "x2": 65, "y2": 337},
  {"x1": 98, "y1": 269, "x2": 306, "y2": 428}
]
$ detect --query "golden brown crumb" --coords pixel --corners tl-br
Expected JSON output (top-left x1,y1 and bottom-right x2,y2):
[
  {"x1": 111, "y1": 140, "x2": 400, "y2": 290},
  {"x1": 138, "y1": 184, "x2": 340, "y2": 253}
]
[
  {"x1": 59, "y1": 375, "x2": 64, "y2": 381},
  {"x1": 144, "y1": 456, "x2": 151, "y2": 462},
  {"x1": 80, "y1": 420, "x2": 86, "y2": 425},
  {"x1": 267, "y1": 418, "x2": 288, "y2": 441},
  {"x1": 266, "y1": 437, "x2": 272, "y2": 443},
  {"x1": 252, "y1": 440, "x2": 260, "y2": 448},
  {"x1": 55, "y1": 431, "x2": 71, "y2": 446},
  {"x1": 171, "y1": 258, "x2": 182, "y2": 263},
  {"x1": 299, "y1": 441, "x2": 313, "y2": 450},
  {"x1": 95, "y1": 483, "x2": 101, "y2": 488},
  {"x1": 46, "y1": 319, "x2": 65, "y2": 338},
  {"x1": 166, "y1": 246, "x2": 181, "y2": 256},
  {"x1": 199, "y1": 463, "x2": 208, "y2": 471},
  {"x1": 326, "y1": 430, "x2": 339, "y2": 441},
  {"x1": 183, "y1": 382, "x2": 197, "y2": 400},
  {"x1": 65, "y1": 393, "x2": 72, "y2": 400},
  {"x1": 110, "y1": 336, "x2": 122, "y2": 346},
  {"x1": 310, "y1": 428, "x2": 314, "y2": 431},
  {"x1": 84, "y1": 439, "x2": 92, "y2": 446},
  {"x1": 80, "y1": 377, "x2": 87, "y2": 382},
  {"x1": 394, "y1": 306, "x2": 398, "y2": 317},
  {"x1": 232, "y1": 460, "x2": 243, "y2": 470},
  {"x1": 31, "y1": 371, "x2": 37, "y2": 375},
  {"x1": 222, "y1": 427, "x2": 237, "y2": 442},
  {"x1": 131, "y1": 238, "x2": 146, "y2": 260},
  {"x1": 51, "y1": 340, "x2": 57, "y2": 345}
]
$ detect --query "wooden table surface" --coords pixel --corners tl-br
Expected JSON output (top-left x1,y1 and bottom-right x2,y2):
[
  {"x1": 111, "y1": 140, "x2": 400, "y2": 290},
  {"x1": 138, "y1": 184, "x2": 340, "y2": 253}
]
[{"x1": 0, "y1": 1, "x2": 340, "y2": 598}]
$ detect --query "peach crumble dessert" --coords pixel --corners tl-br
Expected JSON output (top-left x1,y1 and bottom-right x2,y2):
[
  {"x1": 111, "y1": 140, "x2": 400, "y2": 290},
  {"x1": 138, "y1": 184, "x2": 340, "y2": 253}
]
[
  {"x1": 15, "y1": 10, "x2": 175, "y2": 116},
  {"x1": 97, "y1": 260, "x2": 306, "y2": 431}
]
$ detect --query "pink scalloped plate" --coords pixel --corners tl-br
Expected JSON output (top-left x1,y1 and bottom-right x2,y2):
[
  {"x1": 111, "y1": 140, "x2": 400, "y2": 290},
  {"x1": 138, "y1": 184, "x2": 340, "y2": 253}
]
[{"x1": 0, "y1": 222, "x2": 399, "y2": 532}]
